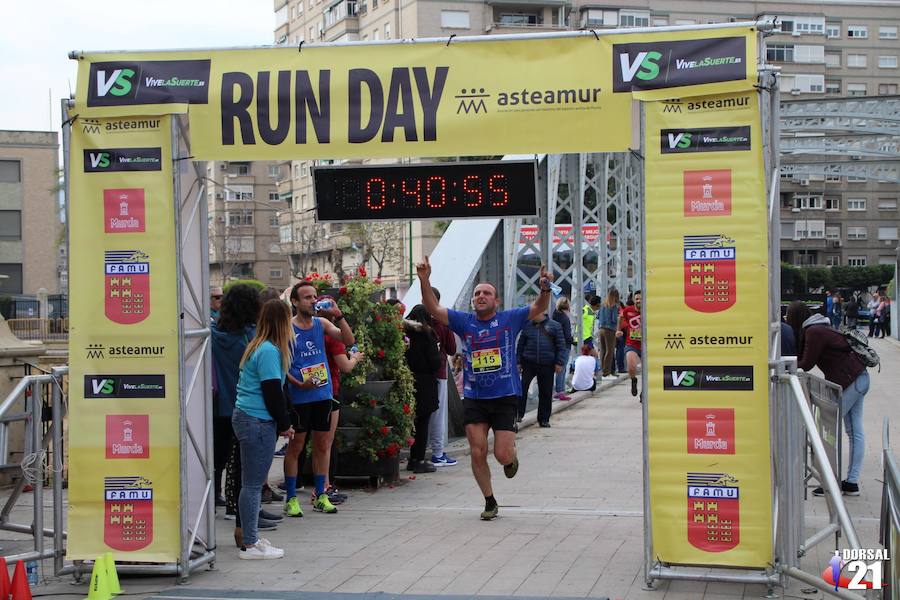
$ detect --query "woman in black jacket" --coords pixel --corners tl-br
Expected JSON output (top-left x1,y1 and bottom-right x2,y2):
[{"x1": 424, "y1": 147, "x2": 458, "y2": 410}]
[{"x1": 404, "y1": 304, "x2": 442, "y2": 473}]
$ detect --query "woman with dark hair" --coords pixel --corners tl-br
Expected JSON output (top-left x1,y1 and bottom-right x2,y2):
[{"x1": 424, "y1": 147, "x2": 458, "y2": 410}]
[
  {"x1": 404, "y1": 304, "x2": 442, "y2": 473},
  {"x1": 786, "y1": 300, "x2": 870, "y2": 496}
]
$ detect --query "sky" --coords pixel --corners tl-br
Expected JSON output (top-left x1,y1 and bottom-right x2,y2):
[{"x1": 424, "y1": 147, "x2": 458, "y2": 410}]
[{"x1": 2, "y1": 1, "x2": 275, "y2": 132}]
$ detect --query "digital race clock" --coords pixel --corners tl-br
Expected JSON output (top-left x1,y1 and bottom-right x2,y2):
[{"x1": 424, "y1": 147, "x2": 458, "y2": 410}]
[{"x1": 313, "y1": 160, "x2": 538, "y2": 222}]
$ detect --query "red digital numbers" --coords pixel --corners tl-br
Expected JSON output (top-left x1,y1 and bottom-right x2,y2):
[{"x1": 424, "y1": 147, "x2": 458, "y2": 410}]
[
  {"x1": 401, "y1": 178, "x2": 421, "y2": 207},
  {"x1": 366, "y1": 177, "x2": 387, "y2": 210},
  {"x1": 488, "y1": 174, "x2": 509, "y2": 207},
  {"x1": 462, "y1": 174, "x2": 483, "y2": 208},
  {"x1": 425, "y1": 176, "x2": 447, "y2": 208}
]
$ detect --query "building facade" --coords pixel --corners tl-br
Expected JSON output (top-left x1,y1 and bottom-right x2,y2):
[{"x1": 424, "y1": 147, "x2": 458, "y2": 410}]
[
  {"x1": 206, "y1": 160, "x2": 292, "y2": 288},
  {"x1": 273, "y1": 0, "x2": 900, "y2": 273},
  {"x1": 0, "y1": 131, "x2": 60, "y2": 296}
]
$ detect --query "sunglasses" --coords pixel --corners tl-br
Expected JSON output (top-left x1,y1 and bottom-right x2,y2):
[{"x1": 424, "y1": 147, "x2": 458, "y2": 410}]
[{"x1": 211, "y1": 295, "x2": 223, "y2": 300}]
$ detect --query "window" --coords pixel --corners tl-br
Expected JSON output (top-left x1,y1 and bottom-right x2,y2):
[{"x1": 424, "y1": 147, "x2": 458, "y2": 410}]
[
  {"x1": 827, "y1": 255, "x2": 840, "y2": 266},
  {"x1": 0, "y1": 264, "x2": 23, "y2": 294},
  {"x1": 825, "y1": 53, "x2": 841, "y2": 67},
  {"x1": 674, "y1": 19, "x2": 696, "y2": 26},
  {"x1": 848, "y1": 256, "x2": 867, "y2": 267},
  {"x1": 268, "y1": 164, "x2": 281, "y2": 178},
  {"x1": 270, "y1": 215, "x2": 279, "y2": 227},
  {"x1": 825, "y1": 81, "x2": 841, "y2": 95},
  {"x1": 847, "y1": 25, "x2": 868, "y2": 38},
  {"x1": 878, "y1": 227, "x2": 898, "y2": 240},
  {"x1": 275, "y1": 3, "x2": 289, "y2": 26},
  {"x1": 619, "y1": 10, "x2": 650, "y2": 28},
  {"x1": 847, "y1": 175, "x2": 867, "y2": 182},
  {"x1": 225, "y1": 185, "x2": 254, "y2": 201},
  {"x1": 794, "y1": 45, "x2": 825, "y2": 63},
  {"x1": 880, "y1": 26, "x2": 898, "y2": 39},
  {"x1": 827, "y1": 24, "x2": 841, "y2": 38},
  {"x1": 806, "y1": 220, "x2": 826, "y2": 238},
  {"x1": 583, "y1": 9, "x2": 617, "y2": 26},
  {"x1": 0, "y1": 160, "x2": 21, "y2": 183},
  {"x1": 269, "y1": 243, "x2": 281, "y2": 254},
  {"x1": 847, "y1": 198, "x2": 866, "y2": 211},
  {"x1": 268, "y1": 191, "x2": 279, "y2": 201},
  {"x1": 825, "y1": 197, "x2": 841, "y2": 211},
  {"x1": 781, "y1": 221, "x2": 795, "y2": 240},
  {"x1": 878, "y1": 198, "x2": 898, "y2": 210},
  {"x1": 797, "y1": 194, "x2": 823, "y2": 210},
  {"x1": 796, "y1": 249, "x2": 819, "y2": 266},
  {"x1": 652, "y1": 18, "x2": 668, "y2": 27},
  {"x1": 768, "y1": 44, "x2": 794, "y2": 63},
  {"x1": 270, "y1": 268, "x2": 283, "y2": 279},
  {"x1": 227, "y1": 209, "x2": 253, "y2": 226},
  {"x1": 441, "y1": 9, "x2": 470, "y2": 28},
  {"x1": 848, "y1": 54, "x2": 868, "y2": 68},
  {"x1": 384, "y1": 23, "x2": 391, "y2": 39},
  {"x1": 0, "y1": 210, "x2": 21, "y2": 240},
  {"x1": 795, "y1": 18, "x2": 825, "y2": 35},
  {"x1": 880, "y1": 83, "x2": 899, "y2": 95},
  {"x1": 847, "y1": 226, "x2": 868, "y2": 240},
  {"x1": 279, "y1": 225, "x2": 292, "y2": 243},
  {"x1": 782, "y1": 74, "x2": 824, "y2": 93},
  {"x1": 225, "y1": 237, "x2": 255, "y2": 254},
  {"x1": 498, "y1": 13, "x2": 539, "y2": 25},
  {"x1": 847, "y1": 83, "x2": 867, "y2": 96},
  {"x1": 301, "y1": 162, "x2": 308, "y2": 177},
  {"x1": 826, "y1": 226, "x2": 841, "y2": 240},
  {"x1": 880, "y1": 56, "x2": 898, "y2": 69}
]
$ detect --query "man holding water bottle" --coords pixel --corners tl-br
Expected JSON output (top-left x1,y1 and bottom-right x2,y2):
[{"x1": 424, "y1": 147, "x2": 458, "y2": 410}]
[
  {"x1": 417, "y1": 256, "x2": 555, "y2": 520},
  {"x1": 282, "y1": 281, "x2": 355, "y2": 516}
]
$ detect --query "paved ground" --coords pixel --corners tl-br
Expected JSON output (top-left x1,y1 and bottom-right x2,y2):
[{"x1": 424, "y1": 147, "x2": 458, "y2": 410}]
[{"x1": 19, "y1": 337, "x2": 900, "y2": 599}]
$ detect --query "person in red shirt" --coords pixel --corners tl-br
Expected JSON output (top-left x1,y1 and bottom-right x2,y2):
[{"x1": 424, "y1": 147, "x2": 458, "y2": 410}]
[{"x1": 616, "y1": 290, "x2": 642, "y2": 399}]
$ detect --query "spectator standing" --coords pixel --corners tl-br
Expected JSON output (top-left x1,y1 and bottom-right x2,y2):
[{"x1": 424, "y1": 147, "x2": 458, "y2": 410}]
[
  {"x1": 780, "y1": 320, "x2": 797, "y2": 356},
  {"x1": 880, "y1": 297, "x2": 891, "y2": 338},
  {"x1": 787, "y1": 301, "x2": 869, "y2": 496},
  {"x1": 210, "y1": 286, "x2": 223, "y2": 323},
  {"x1": 831, "y1": 294, "x2": 843, "y2": 329},
  {"x1": 868, "y1": 292, "x2": 881, "y2": 337},
  {"x1": 232, "y1": 300, "x2": 295, "y2": 559},
  {"x1": 426, "y1": 288, "x2": 459, "y2": 467},
  {"x1": 405, "y1": 305, "x2": 443, "y2": 473},
  {"x1": 551, "y1": 297, "x2": 573, "y2": 401},
  {"x1": 516, "y1": 313, "x2": 566, "y2": 427},
  {"x1": 597, "y1": 289, "x2": 620, "y2": 381},
  {"x1": 844, "y1": 295, "x2": 860, "y2": 329}
]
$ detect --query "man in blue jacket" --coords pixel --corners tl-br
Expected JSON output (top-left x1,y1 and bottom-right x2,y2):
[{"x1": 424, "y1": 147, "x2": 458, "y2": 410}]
[{"x1": 516, "y1": 315, "x2": 566, "y2": 427}]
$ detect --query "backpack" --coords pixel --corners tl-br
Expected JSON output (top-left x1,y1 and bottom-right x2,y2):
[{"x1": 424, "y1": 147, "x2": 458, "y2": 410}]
[{"x1": 840, "y1": 326, "x2": 880, "y2": 370}]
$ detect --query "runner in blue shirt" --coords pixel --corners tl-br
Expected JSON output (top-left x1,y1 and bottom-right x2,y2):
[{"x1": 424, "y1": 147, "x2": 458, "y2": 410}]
[
  {"x1": 417, "y1": 255, "x2": 554, "y2": 520},
  {"x1": 282, "y1": 281, "x2": 356, "y2": 517}
]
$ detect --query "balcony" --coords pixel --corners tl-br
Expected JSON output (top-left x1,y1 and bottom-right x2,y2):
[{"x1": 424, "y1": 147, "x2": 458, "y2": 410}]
[{"x1": 488, "y1": 2, "x2": 569, "y2": 33}]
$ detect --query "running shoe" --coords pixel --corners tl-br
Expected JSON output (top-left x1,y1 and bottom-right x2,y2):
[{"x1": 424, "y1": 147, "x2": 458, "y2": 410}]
[
  {"x1": 503, "y1": 456, "x2": 519, "y2": 479},
  {"x1": 239, "y1": 539, "x2": 284, "y2": 560},
  {"x1": 631, "y1": 377, "x2": 638, "y2": 397},
  {"x1": 602, "y1": 375, "x2": 618, "y2": 381},
  {"x1": 313, "y1": 493, "x2": 338, "y2": 513},
  {"x1": 274, "y1": 446, "x2": 286, "y2": 457},
  {"x1": 556, "y1": 393, "x2": 572, "y2": 401},
  {"x1": 262, "y1": 485, "x2": 283, "y2": 503},
  {"x1": 431, "y1": 453, "x2": 458, "y2": 466},
  {"x1": 257, "y1": 518, "x2": 278, "y2": 531},
  {"x1": 259, "y1": 509, "x2": 283, "y2": 522},
  {"x1": 841, "y1": 480, "x2": 860, "y2": 496},
  {"x1": 480, "y1": 503, "x2": 499, "y2": 521},
  {"x1": 284, "y1": 496, "x2": 304, "y2": 517}
]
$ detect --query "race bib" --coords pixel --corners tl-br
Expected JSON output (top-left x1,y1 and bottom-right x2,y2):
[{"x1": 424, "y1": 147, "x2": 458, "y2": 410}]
[
  {"x1": 471, "y1": 348, "x2": 502, "y2": 373},
  {"x1": 630, "y1": 330, "x2": 642, "y2": 341},
  {"x1": 300, "y1": 362, "x2": 329, "y2": 387}
]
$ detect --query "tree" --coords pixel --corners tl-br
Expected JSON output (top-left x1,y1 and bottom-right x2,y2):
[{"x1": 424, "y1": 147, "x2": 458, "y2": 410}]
[{"x1": 348, "y1": 222, "x2": 405, "y2": 279}]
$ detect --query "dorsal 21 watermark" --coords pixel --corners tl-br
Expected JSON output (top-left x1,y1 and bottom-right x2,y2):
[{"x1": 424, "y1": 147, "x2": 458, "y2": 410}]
[{"x1": 823, "y1": 549, "x2": 890, "y2": 590}]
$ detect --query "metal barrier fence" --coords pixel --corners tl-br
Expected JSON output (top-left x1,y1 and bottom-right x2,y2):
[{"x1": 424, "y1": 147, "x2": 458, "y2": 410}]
[
  {"x1": 881, "y1": 418, "x2": 899, "y2": 600},
  {"x1": 6, "y1": 318, "x2": 69, "y2": 342}
]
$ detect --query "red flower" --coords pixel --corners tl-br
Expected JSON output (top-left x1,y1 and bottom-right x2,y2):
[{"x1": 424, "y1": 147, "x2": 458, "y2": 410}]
[
  {"x1": 380, "y1": 426, "x2": 390, "y2": 436},
  {"x1": 407, "y1": 437, "x2": 415, "y2": 447},
  {"x1": 311, "y1": 272, "x2": 319, "y2": 278},
  {"x1": 358, "y1": 266, "x2": 367, "y2": 277},
  {"x1": 374, "y1": 277, "x2": 382, "y2": 284},
  {"x1": 402, "y1": 404, "x2": 411, "y2": 415},
  {"x1": 339, "y1": 286, "x2": 347, "y2": 296},
  {"x1": 377, "y1": 349, "x2": 385, "y2": 359},
  {"x1": 303, "y1": 276, "x2": 311, "y2": 282},
  {"x1": 369, "y1": 398, "x2": 377, "y2": 408},
  {"x1": 324, "y1": 274, "x2": 332, "y2": 280},
  {"x1": 375, "y1": 315, "x2": 382, "y2": 322},
  {"x1": 386, "y1": 442, "x2": 399, "y2": 457}
]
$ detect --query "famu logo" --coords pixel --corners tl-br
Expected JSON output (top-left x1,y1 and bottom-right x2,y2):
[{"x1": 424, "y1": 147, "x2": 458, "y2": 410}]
[
  {"x1": 613, "y1": 37, "x2": 746, "y2": 92},
  {"x1": 87, "y1": 60, "x2": 211, "y2": 107},
  {"x1": 663, "y1": 366, "x2": 753, "y2": 391},
  {"x1": 661, "y1": 126, "x2": 751, "y2": 154},
  {"x1": 84, "y1": 375, "x2": 166, "y2": 399},
  {"x1": 83, "y1": 148, "x2": 162, "y2": 173}
]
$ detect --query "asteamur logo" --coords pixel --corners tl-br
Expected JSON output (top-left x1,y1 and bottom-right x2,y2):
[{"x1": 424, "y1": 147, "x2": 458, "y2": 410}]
[{"x1": 613, "y1": 37, "x2": 746, "y2": 92}]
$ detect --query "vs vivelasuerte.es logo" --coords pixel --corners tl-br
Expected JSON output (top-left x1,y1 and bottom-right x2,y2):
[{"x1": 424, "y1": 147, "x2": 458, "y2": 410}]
[
  {"x1": 613, "y1": 37, "x2": 746, "y2": 92},
  {"x1": 87, "y1": 60, "x2": 211, "y2": 107}
]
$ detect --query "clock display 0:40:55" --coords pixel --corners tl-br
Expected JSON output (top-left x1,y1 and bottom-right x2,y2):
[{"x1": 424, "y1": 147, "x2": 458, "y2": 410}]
[{"x1": 363, "y1": 173, "x2": 510, "y2": 210}]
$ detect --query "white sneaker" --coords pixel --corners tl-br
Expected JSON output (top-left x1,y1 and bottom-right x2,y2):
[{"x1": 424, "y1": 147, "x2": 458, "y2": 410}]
[
  {"x1": 239, "y1": 540, "x2": 284, "y2": 560},
  {"x1": 602, "y1": 375, "x2": 618, "y2": 381}
]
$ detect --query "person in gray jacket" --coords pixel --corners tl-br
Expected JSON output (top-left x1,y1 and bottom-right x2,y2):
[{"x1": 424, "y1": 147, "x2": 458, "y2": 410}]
[{"x1": 516, "y1": 314, "x2": 567, "y2": 427}]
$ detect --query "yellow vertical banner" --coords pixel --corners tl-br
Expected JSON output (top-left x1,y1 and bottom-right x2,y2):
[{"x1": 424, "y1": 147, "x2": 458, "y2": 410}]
[
  {"x1": 67, "y1": 115, "x2": 181, "y2": 561},
  {"x1": 644, "y1": 92, "x2": 772, "y2": 567}
]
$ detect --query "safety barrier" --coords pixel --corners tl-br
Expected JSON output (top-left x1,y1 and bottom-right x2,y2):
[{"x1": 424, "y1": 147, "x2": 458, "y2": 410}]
[
  {"x1": 881, "y1": 418, "x2": 899, "y2": 599},
  {"x1": 5, "y1": 319, "x2": 69, "y2": 342},
  {"x1": 0, "y1": 367, "x2": 68, "y2": 575}
]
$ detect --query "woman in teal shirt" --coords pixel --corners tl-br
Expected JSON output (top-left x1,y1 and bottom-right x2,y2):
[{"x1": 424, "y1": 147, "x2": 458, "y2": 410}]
[{"x1": 232, "y1": 300, "x2": 294, "y2": 560}]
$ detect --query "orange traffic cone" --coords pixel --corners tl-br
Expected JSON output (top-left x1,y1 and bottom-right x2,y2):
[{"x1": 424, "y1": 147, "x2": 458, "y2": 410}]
[
  {"x1": 10, "y1": 561, "x2": 32, "y2": 600},
  {"x1": 0, "y1": 557, "x2": 11, "y2": 600}
]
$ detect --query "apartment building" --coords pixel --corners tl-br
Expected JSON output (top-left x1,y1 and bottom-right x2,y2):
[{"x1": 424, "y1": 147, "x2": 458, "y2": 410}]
[
  {"x1": 206, "y1": 160, "x2": 291, "y2": 288},
  {"x1": 0, "y1": 131, "x2": 60, "y2": 296},
  {"x1": 274, "y1": 0, "x2": 900, "y2": 273}
]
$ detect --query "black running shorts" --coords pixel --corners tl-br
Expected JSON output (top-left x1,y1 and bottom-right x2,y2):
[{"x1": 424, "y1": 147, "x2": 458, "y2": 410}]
[
  {"x1": 463, "y1": 396, "x2": 518, "y2": 432},
  {"x1": 291, "y1": 399, "x2": 333, "y2": 432}
]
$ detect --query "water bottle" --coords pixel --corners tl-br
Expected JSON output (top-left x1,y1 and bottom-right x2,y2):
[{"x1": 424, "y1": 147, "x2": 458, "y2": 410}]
[
  {"x1": 350, "y1": 344, "x2": 359, "y2": 354},
  {"x1": 314, "y1": 299, "x2": 333, "y2": 312},
  {"x1": 26, "y1": 560, "x2": 37, "y2": 585},
  {"x1": 549, "y1": 281, "x2": 563, "y2": 297}
]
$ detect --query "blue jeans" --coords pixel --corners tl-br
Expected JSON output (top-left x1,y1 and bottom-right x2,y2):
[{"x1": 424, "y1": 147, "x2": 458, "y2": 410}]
[
  {"x1": 555, "y1": 348, "x2": 571, "y2": 393},
  {"x1": 231, "y1": 408, "x2": 276, "y2": 547},
  {"x1": 841, "y1": 370, "x2": 869, "y2": 484}
]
